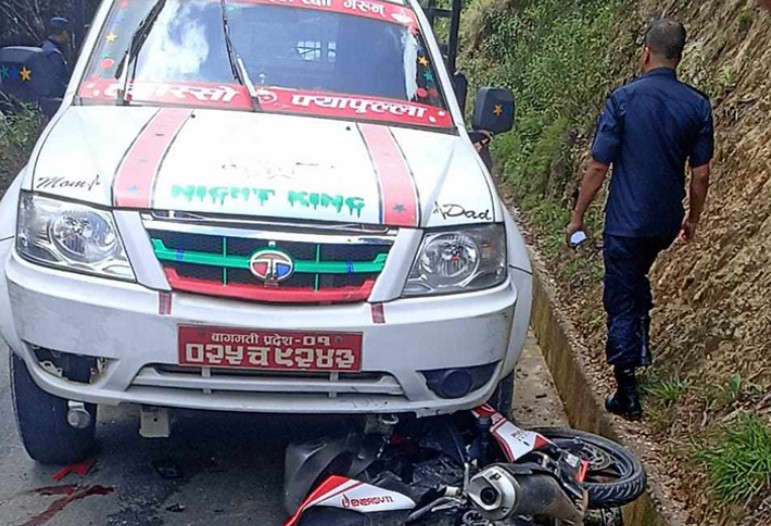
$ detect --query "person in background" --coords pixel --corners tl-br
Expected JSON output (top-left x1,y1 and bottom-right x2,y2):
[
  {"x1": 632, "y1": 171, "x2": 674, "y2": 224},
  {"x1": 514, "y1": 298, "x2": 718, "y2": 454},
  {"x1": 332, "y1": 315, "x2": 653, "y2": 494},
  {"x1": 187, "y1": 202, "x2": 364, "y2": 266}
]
[
  {"x1": 41, "y1": 17, "x2": 72, "y2": 98},
  {"x1": 565, "y1": 19, "x2": 714, "y2": 420}
]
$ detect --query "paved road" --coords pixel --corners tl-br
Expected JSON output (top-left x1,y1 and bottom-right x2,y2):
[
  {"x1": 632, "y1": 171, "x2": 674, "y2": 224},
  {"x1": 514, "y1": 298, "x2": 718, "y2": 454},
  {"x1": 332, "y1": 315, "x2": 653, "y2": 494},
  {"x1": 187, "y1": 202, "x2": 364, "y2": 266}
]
[{"x1": 0, "y1": 334, "x2": 567, "y2": 526}]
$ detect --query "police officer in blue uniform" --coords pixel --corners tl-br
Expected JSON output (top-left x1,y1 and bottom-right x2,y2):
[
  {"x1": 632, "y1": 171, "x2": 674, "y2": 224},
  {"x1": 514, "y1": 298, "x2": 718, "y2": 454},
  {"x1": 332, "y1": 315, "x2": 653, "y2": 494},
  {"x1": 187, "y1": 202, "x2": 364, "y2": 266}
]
[
  {"x1": 41, "y1": 17, "x2": 72, "y2": 98},
  {"x1": 565, "y1": 19, "x2": 714, "y2": 420}
]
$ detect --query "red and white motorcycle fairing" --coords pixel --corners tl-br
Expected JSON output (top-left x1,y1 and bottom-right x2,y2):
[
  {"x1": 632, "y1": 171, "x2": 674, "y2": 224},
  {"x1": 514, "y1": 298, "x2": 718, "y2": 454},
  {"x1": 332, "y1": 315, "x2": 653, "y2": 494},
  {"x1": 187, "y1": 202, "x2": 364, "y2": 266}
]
[
  {"x1": 472, "y1": 405, "x2": 589, "y2": 482},
  {"x1": 472, "y1": 405, "x2": 553, "y2": 461},
  {"x1": 283, "y1": 475, "x2": 416, "y2": 526}
]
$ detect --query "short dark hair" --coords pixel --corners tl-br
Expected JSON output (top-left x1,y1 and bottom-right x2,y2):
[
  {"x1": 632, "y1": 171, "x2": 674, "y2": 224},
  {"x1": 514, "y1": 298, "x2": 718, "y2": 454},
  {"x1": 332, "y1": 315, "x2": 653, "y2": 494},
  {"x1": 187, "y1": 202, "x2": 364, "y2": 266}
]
[
  {"x1": 644, "y1": 19, "x2": 686, "y2": 60},
  {"x1": 49, "y1": 27, "x2": 68, "y2": 38}
]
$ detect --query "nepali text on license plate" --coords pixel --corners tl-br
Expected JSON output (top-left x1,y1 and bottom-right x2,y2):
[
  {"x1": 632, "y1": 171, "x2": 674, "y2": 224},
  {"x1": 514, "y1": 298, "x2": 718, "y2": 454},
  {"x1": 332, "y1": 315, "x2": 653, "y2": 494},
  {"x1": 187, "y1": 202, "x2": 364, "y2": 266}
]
[{"x1": 178, "y1": 326, "x2": 363, "y2": 372}]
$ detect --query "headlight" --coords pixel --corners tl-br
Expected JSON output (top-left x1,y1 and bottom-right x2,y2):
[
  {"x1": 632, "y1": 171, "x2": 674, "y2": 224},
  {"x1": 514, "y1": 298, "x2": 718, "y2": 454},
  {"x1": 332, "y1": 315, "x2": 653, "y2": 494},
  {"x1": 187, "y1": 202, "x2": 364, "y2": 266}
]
[
  {"x1": 17, "y1": 193, "x2": 134, "y2": 281},
  {"x1": 403, "y1": 224, "x2": 507, "y2": 297}
]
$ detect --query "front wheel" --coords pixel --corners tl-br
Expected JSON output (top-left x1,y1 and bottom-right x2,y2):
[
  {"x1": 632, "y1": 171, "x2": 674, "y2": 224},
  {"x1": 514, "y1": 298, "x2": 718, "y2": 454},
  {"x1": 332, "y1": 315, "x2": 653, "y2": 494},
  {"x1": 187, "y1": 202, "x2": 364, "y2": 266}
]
[
  {"x1": 10, "y1": 353, "x2": 97, "y2": 464},
  {"x1": 532, "y1": 427, "x2": 646, "y2": 509}
]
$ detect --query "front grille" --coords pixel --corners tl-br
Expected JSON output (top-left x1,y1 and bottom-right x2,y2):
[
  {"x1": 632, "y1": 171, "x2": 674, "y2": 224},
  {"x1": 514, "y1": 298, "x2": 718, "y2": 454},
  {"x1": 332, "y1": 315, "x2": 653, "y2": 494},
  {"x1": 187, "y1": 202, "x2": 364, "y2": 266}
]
[
  {"x1": 133, "y1": 365, "x2": 405, "y2": 398},
  {"x1": 145, "y1": 220, "x2": 395, "y2": 304}
]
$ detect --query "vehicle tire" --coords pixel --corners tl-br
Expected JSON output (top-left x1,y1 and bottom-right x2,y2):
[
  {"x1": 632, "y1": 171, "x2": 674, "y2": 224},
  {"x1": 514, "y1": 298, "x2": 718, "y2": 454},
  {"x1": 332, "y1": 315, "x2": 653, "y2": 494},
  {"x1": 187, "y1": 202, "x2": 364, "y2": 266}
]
[
  {"x1": 10, "y1": 353, "x2": 97, "y2": 464},
  {"x1": 531, "y1": 427, "x2": 646, "y2": 509},
  {"x1": 487, "y1": 371, "x2": 514, "y2": 418}
]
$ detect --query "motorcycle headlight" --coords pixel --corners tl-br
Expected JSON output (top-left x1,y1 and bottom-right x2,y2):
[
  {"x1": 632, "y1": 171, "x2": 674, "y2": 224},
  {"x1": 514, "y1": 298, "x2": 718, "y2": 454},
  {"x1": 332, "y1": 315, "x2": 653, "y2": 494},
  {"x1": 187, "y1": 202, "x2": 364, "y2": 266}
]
[
  {"x1": 16, "y1": 193, "x2": 134, "y2": 281},
  {"x1": 403, "y1": 224, "x2": 507, "y2": 297}
]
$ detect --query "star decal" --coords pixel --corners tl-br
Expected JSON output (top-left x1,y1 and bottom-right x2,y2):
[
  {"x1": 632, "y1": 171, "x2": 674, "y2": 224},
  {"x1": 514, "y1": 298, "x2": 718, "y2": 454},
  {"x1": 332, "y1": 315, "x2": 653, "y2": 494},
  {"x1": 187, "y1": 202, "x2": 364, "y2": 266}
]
[
  {"x1": 423, "y1": 71, "x2": 434, "y2": 82},
  {"x1": 19, "y1": 67, "x2": 32, "y2": 82},
  {"x1": 127, "y1": 185, "x2": 139, "y2": 194},
  {"x1": 493, "y1": 104, "x2": 503, "y2": 117},
  {"x1": 393, "y1": 204, "x2": 406, "y2": 213},
  {"x1": 418, "y1": 56, "x2": 429, "y2": 67},
  {"x1": 106, "y1": 32, "x2": 118, "y2": 43},
  {"x1": 0, "y1": 65, "x2": 9, "y2": 79}
]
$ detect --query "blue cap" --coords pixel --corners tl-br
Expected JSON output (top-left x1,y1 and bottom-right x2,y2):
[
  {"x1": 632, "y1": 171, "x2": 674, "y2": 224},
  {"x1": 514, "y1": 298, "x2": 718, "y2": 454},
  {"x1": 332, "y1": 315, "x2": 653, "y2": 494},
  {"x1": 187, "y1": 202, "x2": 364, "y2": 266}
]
[{"x1": 49, "y1": 17, "x2": 71, "y2": 31}]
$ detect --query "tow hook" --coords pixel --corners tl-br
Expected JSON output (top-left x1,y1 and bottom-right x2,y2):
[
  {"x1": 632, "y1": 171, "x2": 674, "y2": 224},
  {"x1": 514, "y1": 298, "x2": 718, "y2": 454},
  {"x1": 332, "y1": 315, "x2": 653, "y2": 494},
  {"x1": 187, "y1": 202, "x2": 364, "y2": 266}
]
[{"x1": 66, "y1": 401, "x2": 92, "y2": 429}]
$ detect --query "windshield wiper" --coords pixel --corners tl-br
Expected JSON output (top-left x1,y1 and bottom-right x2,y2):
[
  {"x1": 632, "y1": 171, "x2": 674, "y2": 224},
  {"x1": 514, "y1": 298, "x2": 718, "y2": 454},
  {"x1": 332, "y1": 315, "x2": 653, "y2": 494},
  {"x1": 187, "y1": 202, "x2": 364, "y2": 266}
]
[
  {"x1": 220, "y1": 0, "x2": 261, "y2": 112},
  {"x1": 114, "y1": 0, "x2": 168, "y2": 105}
]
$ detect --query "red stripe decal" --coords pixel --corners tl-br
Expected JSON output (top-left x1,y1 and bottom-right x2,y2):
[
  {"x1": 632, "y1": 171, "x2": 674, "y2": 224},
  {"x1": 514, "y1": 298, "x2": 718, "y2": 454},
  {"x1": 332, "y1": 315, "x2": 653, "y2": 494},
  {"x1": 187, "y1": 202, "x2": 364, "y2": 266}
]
[
  {"x1": 371, "y1": 303, "x2": 386, "y2": 324},
  {"x1": 283, "y1": 476, "x2": 353, "y2": 526},
  {"x1": 533, "y1": 434, "x2": 552, "y2": 450},
  {"x1": 241, "y1": 0, "x2": 417, "y2": 28},
  {"x1": 164, "y1": 268, "x2": 375, "y2": 304},
  {"x1": 158, "y1": 291, "x2": 173, "y2": 316},
  {"x1": 576, "y1": 459, "x2": 590, "y2": 483},
  {"x1": 359, "y1": 123, "x2": 419, "y2": 227},
  {"x1": 114, "y1": 108, "x2": 191, "y2": 208},
  {"x1": 79, "y1": 81, "x2": 453, "y2": 130}
]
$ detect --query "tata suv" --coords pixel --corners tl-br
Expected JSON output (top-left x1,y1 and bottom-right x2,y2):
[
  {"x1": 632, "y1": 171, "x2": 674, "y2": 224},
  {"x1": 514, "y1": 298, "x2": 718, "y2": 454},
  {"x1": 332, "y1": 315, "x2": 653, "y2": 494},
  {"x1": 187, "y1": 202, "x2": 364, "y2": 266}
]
[{"x1": 0, "y1": 0, "x2": 532, "y2": 464}]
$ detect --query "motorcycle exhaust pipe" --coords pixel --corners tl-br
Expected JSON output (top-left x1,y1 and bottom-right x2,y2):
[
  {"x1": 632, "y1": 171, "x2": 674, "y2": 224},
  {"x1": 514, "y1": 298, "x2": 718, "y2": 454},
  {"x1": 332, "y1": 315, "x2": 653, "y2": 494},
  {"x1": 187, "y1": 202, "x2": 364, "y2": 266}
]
[{"x1": 468, "y1": 464, "x2": 585, "y2": 525}]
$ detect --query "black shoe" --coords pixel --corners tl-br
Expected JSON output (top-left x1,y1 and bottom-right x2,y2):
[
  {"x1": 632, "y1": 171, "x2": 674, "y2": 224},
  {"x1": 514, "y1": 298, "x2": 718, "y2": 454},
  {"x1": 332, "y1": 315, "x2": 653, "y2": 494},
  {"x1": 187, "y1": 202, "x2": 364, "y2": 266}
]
[
  {"x1": 606, "y1": 367, "x2": 643, "y2": 420},
  {"x1": 605, "y1": 391, "x2": 642, "y2": 421}
]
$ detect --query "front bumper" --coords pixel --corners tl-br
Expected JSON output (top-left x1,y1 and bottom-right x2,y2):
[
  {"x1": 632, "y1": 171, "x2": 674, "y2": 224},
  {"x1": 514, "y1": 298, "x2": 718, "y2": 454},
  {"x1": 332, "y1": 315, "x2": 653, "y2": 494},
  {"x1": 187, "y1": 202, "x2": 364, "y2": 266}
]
[{"x1": 5, "y1": 250, "x2": 520, "y2": 417}]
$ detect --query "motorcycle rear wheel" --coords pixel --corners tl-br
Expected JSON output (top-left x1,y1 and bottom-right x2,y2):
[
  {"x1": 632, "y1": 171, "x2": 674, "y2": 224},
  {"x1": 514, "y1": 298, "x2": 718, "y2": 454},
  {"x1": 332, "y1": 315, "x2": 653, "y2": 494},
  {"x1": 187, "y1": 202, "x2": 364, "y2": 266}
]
[{"x1": 531, "y1": 428, "x2": 646, "y2": 510}]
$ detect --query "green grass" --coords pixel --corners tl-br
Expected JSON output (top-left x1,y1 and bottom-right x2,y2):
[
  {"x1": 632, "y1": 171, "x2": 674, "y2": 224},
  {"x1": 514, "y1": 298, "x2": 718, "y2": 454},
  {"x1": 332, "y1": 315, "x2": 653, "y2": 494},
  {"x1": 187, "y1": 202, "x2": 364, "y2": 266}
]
[
  {"x1": 738, "y1": 6, "x2": 754, "y2": 34},
  {"x1": 698, "y1": 414, "x2": 771, "y2": 505},
  {"x1": 721, "y1": 373, "x2": 744, "y2": 404},
  {"x1": 559, "y1": 256, "x2": 603, "y2": 283},
  {"x1": 639, "y1": 371, "x2": 691, "y2": 407},
  {"x1": 0, "y1": 104, "x2": 45, "y2": 150}
]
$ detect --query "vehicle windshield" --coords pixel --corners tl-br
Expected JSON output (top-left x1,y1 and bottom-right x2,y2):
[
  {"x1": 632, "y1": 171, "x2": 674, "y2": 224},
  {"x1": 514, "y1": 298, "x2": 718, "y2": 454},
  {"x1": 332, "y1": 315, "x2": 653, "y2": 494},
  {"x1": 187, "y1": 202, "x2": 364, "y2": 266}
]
[{"x1": 80, "y1": 0, "x2": 451, "y2": 128}]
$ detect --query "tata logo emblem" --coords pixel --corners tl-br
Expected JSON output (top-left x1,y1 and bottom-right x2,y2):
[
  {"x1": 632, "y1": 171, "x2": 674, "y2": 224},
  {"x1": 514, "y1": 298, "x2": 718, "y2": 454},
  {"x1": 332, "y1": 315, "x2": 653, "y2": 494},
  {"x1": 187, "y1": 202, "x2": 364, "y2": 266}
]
[{"x1": 249, "y1": 249, "x2": 294, "y2": 283}]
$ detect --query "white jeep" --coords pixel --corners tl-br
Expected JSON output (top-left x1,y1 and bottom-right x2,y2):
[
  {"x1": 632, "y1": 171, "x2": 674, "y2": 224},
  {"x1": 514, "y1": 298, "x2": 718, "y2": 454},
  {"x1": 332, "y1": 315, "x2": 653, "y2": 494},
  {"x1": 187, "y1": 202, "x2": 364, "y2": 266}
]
[{"x1": 0, "y1": 0, "x2": 532, "y2": 464}]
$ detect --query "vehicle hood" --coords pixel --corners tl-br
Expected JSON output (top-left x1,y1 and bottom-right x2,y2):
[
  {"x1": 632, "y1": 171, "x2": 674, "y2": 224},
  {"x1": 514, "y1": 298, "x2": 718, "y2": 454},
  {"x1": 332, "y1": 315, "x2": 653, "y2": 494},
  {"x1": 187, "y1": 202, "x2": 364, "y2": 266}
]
[{"x1": 30, "y1": 106, "x2": 499, "y2": 227}]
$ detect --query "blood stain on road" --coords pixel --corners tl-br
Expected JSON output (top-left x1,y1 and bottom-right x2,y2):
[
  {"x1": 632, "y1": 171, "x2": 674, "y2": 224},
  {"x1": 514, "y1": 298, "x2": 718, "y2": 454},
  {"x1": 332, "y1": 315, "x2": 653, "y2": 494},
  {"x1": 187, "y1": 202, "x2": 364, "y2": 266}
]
[{"x1": 19, "y1": 485, "x2": 114, "y2": 526}]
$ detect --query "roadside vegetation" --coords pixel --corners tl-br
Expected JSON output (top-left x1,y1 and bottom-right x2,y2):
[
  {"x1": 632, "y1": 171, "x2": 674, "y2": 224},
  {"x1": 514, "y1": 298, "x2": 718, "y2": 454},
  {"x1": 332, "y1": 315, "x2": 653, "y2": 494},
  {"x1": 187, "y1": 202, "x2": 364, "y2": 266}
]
[
  {"x1": 0, "y1": 103, "x2": 45, "y2": 196},
  {"x1": 459, "y1": 0, "x2": 771, "y2": 524},
  {"x1": 0, "y1": 0, "x2": 99, "y2": 47},
  {"x1": 459, "y1": 0, "x2": 638, "y2": 282},
  {"x1": 0, "y1": 103, "x2": 44, "y2": 150}
]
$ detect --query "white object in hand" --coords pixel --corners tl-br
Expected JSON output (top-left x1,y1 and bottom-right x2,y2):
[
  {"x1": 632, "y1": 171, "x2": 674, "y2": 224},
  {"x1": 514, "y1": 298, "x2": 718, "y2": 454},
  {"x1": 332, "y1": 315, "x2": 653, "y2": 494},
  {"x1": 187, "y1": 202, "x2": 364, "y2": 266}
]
[{"x1": 570, "y1": 230, "x2": 587, "y2": 248}]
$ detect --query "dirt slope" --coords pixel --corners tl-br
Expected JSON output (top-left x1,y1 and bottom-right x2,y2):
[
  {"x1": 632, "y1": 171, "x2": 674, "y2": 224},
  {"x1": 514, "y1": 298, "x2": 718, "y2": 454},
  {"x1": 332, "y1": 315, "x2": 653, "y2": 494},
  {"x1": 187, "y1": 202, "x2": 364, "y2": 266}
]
[
  {"x1": 648, "y1": 0, "x2": 771, "y2": 386},
  {"x1": 462, "y1": 0, "x2": 771, "y2": 524}
]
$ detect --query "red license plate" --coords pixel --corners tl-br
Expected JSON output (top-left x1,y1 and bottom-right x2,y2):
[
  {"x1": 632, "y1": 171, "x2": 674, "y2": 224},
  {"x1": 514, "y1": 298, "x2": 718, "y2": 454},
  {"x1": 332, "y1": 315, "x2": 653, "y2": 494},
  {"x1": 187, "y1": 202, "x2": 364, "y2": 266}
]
[{"x1": 178, "y1": 326, "x2": 363, "y2": 372}]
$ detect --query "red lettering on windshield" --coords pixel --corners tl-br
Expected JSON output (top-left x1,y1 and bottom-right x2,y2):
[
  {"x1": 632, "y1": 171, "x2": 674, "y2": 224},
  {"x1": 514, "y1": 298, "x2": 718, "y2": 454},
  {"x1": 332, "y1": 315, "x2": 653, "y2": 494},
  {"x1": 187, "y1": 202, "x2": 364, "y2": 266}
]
[
  {"x1": 233, "y1": 0, "x2": 417, "y2": 28},
  {"x1": 79, "y1": 81, "x2": 453, "y2": 129}
]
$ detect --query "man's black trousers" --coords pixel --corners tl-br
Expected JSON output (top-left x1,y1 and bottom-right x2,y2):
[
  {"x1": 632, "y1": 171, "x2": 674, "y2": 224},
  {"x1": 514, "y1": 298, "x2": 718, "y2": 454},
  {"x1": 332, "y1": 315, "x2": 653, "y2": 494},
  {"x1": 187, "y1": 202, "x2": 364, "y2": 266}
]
[{"x1": 603, "y1": 234, "x2": 674, "y2": 369}]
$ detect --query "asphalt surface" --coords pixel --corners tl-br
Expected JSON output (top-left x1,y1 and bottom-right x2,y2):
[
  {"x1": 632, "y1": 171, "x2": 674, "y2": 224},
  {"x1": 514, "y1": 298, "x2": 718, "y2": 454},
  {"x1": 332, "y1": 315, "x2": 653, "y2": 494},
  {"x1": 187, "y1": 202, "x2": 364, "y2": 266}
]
[{"x1": 0, "y1": 333, "x2": 567, "y2": 526}]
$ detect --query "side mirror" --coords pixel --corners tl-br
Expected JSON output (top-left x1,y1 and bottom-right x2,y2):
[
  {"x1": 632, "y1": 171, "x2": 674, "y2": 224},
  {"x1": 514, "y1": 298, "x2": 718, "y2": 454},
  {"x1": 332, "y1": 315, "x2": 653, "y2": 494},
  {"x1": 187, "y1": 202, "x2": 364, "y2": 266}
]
[
  {"x1": 0, "y1": 46, "x2": 57, "y2": 102},
  {"x1": 472, "y1": 87, "x2": 515, "y2": 135}
]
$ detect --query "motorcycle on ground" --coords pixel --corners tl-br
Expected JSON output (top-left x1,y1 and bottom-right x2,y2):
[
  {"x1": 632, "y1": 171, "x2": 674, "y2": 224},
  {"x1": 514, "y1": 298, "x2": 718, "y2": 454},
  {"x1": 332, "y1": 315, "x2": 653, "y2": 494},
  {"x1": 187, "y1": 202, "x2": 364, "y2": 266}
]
[{"x1": 282, "y1": 406, "x2": 647, "y2": 526}]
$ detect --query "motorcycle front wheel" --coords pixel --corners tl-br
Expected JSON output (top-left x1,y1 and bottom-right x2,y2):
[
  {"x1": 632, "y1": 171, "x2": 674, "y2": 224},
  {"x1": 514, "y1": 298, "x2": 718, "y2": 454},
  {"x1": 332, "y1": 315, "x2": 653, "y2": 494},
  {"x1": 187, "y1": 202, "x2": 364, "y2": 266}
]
[{"x1": 532, "y1": 428, "x2": 647, "y2": 510}]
